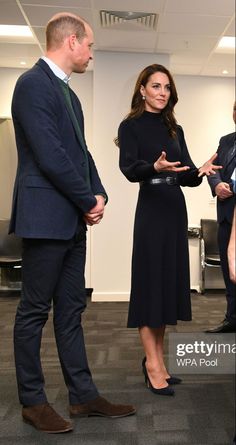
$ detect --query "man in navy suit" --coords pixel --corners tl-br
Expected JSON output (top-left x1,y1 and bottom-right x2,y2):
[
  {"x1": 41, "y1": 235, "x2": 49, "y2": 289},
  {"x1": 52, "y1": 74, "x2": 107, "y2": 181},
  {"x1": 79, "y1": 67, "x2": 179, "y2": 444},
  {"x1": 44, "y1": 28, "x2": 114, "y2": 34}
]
[
  {"x1": 10, "y1": 13, "x2": 135, "y2": 433},
  {"x1": 206, "y1": 101, "x2": 236, "y2": 333}
]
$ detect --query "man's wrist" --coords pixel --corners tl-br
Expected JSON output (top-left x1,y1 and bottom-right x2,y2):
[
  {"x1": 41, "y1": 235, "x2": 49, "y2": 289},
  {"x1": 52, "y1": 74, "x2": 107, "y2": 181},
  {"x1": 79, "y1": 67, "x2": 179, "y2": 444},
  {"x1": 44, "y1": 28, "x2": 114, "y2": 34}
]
[{"x1": 96, "y1": 193, "x2": 107, "y2": 204}]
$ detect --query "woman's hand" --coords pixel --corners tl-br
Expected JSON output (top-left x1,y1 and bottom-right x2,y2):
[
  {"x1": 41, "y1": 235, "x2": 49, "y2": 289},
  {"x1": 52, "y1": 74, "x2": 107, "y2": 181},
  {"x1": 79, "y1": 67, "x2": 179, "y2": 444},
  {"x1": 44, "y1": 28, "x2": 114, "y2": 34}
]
[
  {"x1": 154, "y1": 151, "x2": 190, "y2": 173},
  {"x1": 198, "y1": 153, "x2": 222, "y2": 177}
]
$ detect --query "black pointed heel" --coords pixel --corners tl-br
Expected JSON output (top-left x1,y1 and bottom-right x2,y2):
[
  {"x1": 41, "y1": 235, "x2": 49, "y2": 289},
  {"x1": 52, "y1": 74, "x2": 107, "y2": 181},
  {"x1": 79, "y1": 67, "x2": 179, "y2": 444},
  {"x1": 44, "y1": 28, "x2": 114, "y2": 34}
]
[
  {"x1": 166, "y1": 376, "x2": 182, "y2": 385},
  {"x1": 142, "y1": 361, "x2": 174, "y2": 396},
  {"x1": 142, "y1": 357, "x2": 146, "y2": 369},
  {"x1": 142, "y1": 357, "x2": 181, "y2": 386}
]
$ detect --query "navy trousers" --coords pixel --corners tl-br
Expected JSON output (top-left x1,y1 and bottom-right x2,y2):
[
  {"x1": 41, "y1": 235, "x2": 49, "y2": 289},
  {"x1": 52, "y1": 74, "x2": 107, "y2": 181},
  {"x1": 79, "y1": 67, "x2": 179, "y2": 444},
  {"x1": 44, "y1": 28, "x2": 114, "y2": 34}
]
[
  {"x1": 14, "y1": 229, "x2": 99, "y2": 406},
  {"x1": 218, "y1": 220, "x2": 236, "y2": 324}
]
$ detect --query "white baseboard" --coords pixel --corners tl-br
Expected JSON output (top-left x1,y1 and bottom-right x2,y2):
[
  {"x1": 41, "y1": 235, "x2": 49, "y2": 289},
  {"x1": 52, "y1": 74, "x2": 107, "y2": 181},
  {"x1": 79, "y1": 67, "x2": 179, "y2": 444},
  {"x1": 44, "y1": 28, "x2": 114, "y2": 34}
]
[
  {"x1": 191, "y1": 285, "x2": 201, "y2": 293},
  {"x1": 92, "y1": 286, "x2": 224, "y2": 302},
  {"x1": 91, "y1": 292, "x2": 130, "y2": 302}
]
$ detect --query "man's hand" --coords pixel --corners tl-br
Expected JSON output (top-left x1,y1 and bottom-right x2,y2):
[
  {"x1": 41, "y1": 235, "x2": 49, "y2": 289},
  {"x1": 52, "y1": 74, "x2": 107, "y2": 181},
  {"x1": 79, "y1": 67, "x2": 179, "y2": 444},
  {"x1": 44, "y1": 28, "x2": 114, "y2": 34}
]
[
  {"x1": 84, "y1": 195, "x2": 105, "y2": 226},
  {"x1": 154, "y1": 151, "x2": 190, "y2": 173},
  {"x1": 215, "y1": 182, "x2": 233, "y2": 200}
]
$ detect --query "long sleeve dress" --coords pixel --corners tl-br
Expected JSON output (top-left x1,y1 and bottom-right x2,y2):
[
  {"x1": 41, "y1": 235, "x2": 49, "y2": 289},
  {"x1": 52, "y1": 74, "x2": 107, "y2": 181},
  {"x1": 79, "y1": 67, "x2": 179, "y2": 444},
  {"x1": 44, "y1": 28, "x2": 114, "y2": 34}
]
[{"x1": 118, "y1": 110, "x2": 202, "y2": 328}]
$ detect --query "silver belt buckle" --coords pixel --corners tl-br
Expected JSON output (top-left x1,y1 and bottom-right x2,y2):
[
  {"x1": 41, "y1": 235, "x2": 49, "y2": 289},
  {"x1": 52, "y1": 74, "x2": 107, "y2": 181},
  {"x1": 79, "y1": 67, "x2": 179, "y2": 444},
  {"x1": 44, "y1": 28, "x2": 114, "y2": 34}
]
[{"x1": 166, "y1": 177, "x2": 175, "y2": 185}]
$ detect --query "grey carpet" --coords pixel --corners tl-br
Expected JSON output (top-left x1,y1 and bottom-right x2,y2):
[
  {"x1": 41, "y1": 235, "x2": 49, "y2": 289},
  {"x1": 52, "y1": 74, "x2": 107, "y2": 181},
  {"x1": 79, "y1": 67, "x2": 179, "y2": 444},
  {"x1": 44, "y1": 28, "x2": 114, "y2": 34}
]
[{"x1": 0, "y1": 291, "x2": 235, "y2": 445}]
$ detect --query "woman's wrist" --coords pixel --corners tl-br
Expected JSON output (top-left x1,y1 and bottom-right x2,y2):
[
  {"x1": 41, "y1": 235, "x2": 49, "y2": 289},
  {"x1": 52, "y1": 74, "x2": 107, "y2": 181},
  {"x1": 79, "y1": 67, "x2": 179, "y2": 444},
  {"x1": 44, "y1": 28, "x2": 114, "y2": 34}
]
[{"x1": 154, "y1": 162, "x2": 159, "y2": 172}]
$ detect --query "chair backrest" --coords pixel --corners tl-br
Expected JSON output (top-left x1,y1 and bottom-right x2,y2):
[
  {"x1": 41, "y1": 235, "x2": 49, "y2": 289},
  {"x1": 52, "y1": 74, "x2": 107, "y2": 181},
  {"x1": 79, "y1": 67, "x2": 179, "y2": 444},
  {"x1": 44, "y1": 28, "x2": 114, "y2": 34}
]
[
  {"x1": 200, "y1": 219, "x2": 219, "y2": 255},
  {"x1": 0, "y1": 219, "x2": 22, "y2": 259}
]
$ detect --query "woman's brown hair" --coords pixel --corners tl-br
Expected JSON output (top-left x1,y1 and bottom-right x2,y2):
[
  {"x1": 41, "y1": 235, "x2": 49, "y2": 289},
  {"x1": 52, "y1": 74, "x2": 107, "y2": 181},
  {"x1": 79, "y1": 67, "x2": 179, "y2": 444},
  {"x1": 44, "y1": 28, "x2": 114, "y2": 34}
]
[{"x1": 116, "y1": 64, "x2": 178, "y2": 144}]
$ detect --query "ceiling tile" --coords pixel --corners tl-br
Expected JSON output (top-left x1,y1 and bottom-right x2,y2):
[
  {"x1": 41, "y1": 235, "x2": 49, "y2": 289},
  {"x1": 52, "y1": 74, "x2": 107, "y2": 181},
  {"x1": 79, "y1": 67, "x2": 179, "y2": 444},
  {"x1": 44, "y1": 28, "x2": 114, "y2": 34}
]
[
  {"x1": 170, "y1": 63, "x2": 202, "y2": 75},
  {"x1": 157, "y1": 34, "x2": 217, "y2": 55},
  {"x1": 159, "y1": 14, "x2": 231, "y2": 36},
  {"x1": 0, "y1": 0, "x2": 27, "y2": 25},
  {"x1": 32, "y1": 27, "x2": 46, "y2": 45},
  {"x1": 22, "y1": 5, "x2": 94, "y2": 26},
  {"x1": 0, "y1": 43, "x2": 41, "y2": 58},
  {"x1": 171, "y1": 53, "x2": 208, "y2": 65},
  {"x1": 96, "y1": 29, "x2": 157, "y2": 52},
  {"x1": 201, "y1": 66, "x2": 235, "y2": 77},
  {"x1": 93, "y1": 0, "x2": 165, "y2": 14},
  {"x1": 165, "y1": 0, "x2": 235, "y2": 16},
  {"x1": 20, "y1": 0, "x2": 91, "y2": 6},
  {"x1": 224, "y1": 20, "x2": 235, "y2": 36},
  {"x1": 206, "y1": 53, "x2": 236, "y2": 67},
  {"x1": 0, "y1": 0, "x2": 235, "y2": 77},
  {"x1": 201, "y1": 53, "x2": 235, "y2": 77}
]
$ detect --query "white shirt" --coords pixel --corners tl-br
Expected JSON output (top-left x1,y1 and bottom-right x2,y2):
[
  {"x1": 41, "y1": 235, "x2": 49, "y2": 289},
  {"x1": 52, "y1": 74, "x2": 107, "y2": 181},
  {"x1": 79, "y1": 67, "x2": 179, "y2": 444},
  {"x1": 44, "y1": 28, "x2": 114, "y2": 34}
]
[{"x1": 41, "y1": 56, "x2": 71, "y2": 84}]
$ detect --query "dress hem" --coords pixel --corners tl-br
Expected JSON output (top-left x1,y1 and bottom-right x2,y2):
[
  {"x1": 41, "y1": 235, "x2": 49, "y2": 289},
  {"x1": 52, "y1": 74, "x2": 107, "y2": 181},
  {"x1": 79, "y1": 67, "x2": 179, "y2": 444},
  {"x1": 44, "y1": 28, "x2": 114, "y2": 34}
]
[{"x1": 127, "y1": 317, "x2": 192, "y2": 329}]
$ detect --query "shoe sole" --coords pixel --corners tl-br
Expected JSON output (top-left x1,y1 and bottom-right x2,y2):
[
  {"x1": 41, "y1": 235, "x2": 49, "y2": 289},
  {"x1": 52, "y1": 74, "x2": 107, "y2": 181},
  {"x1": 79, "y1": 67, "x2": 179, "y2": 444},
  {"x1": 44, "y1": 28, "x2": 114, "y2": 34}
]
[
  {"x1": 70, "y1": 409, "x2": 136, "y2": 418},
  {"x1": 23, "y1": 417, "x2": 73, "y2": 433}
]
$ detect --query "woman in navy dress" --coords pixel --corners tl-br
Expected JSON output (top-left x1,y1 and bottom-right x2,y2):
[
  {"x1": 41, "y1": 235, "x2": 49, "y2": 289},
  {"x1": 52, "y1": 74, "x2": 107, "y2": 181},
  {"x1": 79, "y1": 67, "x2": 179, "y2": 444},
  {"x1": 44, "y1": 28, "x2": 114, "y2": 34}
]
[{"x1": 117, "y1": 64, "x2": 221, "y2": 395}]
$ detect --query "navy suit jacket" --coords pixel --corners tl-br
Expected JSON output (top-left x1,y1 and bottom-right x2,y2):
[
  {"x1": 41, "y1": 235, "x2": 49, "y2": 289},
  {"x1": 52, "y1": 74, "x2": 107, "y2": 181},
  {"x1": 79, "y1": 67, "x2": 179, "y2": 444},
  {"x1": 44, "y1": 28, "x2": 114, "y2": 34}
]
[
  {"x1": 208, "y1": 132, "x2": 235, "y2": 224},
  {"x1": 9, "y1": 59, "x2": 107, "y2": 239}
]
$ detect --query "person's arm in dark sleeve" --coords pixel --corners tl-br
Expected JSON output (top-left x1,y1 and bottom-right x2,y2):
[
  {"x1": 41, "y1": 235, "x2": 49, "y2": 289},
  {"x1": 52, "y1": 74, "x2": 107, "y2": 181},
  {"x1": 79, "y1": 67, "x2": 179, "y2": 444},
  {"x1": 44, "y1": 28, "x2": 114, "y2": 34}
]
[
  {"x1": 12, "y1": 75, "x2": 97, "y2": 213},
  {"x1": 118, "y1": 119, "x2": 156, "y2": 182},
  {"x1": 207, "y1": 140, "x2": 222, "y2": 197}
]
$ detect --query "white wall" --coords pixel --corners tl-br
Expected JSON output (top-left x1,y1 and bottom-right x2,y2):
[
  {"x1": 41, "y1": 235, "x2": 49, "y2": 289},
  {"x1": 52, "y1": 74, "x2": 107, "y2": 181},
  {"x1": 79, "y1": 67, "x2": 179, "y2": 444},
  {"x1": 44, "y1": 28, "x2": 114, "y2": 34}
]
[
  {"x1": 0, "y1": 119, "x2": 17, "y2": 218},
  {"x1": 0, "y1": 57, "x2": 234, "y2": 300},
  {"x1": 92, "y1": 51, "x2": 170, "y2": 300},
  {"x1": 175, "y1": 75, "x2": 235, "y2": 225}
]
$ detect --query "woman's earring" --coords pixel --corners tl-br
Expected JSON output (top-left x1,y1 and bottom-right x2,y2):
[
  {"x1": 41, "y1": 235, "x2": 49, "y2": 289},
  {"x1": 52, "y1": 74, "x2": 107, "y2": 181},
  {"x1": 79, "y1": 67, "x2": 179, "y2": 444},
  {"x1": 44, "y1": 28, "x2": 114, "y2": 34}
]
[{"x1": 142, "y1": 95, "x2": 146, "y2": 100}]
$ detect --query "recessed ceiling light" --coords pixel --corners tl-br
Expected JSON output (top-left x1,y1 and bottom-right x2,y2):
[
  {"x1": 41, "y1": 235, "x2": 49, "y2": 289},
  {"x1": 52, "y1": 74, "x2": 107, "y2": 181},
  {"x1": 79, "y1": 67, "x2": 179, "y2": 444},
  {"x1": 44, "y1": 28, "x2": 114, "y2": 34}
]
[
  {"x1": 0, "y1": 25, "x2": 33, "y2": 37},
  {"x1": 217, "y1": 36, "x2": 235, "y2": 50},
  {"x1": 20, "y1": 61, "x2": 26, "y2": 65},
  {"x1": 222, "y1": 69, "x2": 229, "y2": 74}
]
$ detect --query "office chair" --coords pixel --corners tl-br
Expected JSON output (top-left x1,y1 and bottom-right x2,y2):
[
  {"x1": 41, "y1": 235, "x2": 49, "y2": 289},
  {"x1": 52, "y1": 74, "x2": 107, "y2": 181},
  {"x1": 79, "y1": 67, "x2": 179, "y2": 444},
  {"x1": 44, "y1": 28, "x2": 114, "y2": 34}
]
[
  {"x1": 0, "y1": 219, "x2": 22, "y2": 290},
  {"x1": 200, "y1": 219, "x2": 221, "y2": 294}
]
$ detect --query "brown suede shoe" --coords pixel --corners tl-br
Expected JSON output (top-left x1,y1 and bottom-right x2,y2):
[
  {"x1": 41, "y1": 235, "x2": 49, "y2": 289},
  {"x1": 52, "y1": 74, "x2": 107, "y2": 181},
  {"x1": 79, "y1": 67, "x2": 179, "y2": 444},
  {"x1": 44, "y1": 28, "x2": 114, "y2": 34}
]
[
  {"x1": 22, "y1": 403, "x2": 73, "y2": 433},
  {"x1": 69, "y1": 396, "x2": 136, "y2": 418}
]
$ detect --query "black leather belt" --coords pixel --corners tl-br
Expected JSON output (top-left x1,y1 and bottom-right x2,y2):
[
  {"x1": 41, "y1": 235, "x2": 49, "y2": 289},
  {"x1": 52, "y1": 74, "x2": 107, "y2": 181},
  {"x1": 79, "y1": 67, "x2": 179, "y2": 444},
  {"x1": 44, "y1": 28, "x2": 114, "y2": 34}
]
[{"x1": 141, "y1": 177, "x2": 178, "y2": 186}]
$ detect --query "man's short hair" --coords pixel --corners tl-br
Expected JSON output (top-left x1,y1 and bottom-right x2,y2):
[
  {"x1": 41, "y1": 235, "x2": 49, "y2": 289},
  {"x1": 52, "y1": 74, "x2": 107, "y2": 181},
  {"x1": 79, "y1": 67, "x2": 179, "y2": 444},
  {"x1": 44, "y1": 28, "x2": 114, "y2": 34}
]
[{"x1": 46, "y1": 14, "x2": 86, "y2": 50}]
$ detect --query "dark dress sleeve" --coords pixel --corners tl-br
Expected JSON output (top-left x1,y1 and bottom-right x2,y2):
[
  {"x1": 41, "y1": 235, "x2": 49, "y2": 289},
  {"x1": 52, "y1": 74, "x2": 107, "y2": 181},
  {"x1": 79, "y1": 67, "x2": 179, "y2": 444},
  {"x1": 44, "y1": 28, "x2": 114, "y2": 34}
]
[
  {"x1": 118, "y1": 119, "x2": 156, "y2": 182},
  {"x1": 177, "y1": 126, "x2": 202, "y2": 187}
]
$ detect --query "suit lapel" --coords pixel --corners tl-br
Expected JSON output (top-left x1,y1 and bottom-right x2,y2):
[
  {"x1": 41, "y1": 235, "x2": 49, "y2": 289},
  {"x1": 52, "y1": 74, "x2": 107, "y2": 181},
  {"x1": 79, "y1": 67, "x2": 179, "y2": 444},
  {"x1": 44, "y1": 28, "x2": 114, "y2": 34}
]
[
  {"x1": 35, "y1": 59, "x2": 86, "y2": 150},
  {"x1": 62, "y1": 96, "x2": 87, "y2": 153},
  {"x1": 227, "y1": 142, "x2": 236, "y2": 164},
  {"x1": 223, "y1": 135, "x2": 236, "y2": 177},
  {"x1": 68, "y1": 90, "x2": 87, "y2": 152}
]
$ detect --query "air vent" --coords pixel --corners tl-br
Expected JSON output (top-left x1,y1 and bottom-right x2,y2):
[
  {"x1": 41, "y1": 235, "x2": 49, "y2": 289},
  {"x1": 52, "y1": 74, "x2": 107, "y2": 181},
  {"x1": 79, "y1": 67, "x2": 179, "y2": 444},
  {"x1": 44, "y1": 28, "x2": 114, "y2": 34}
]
[{"x1": 100, "y1": 10, "x2": 158, "y2": 30}]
